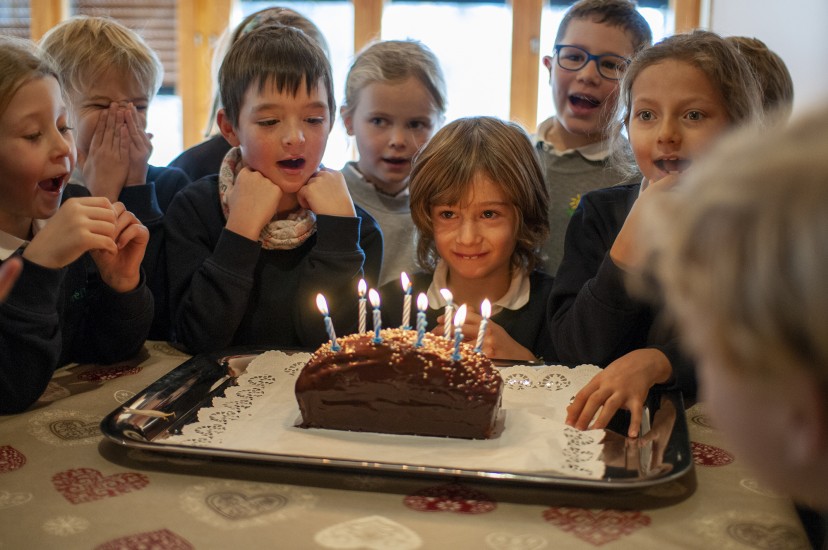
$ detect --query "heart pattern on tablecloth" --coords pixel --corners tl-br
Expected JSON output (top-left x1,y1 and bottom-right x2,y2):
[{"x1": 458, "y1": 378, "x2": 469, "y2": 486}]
[
  {"x1": 0, "y1": 445, "x2": 26, "y2": 473},
  {"x1": 691, "y1": 441, "x2": 735, "y2": 466},
  {"x1": 403, "y1": 483, "x2": 496, "y2": 514},
  {"x1": 94, "y1": 528, "x2": 193, "y2": 550},
  {"x1": 485, "y1": 532, "x2": 548, "y2": 550},
  {"x1": 52, "y1": 468, "x2": 149, "y2": 504},
  {"x1": 543, "y1": 507, "x2": 651, "y2": 546},
  {"x1": 0, "y1": 489, "x2": 33, "y2": 509},
  {"x1": 50, "y1": 419, "x2": 99, "y2": 441},
  {"x1": 314, "y1": 515, "x2": 422, "y2": 550},
  {"x1": 205, "y1": 492, "x2": 287, "y2": 520},
  {"x1": 727, "y1": 522, "x2": 807, "y2": 549},
  {"x1": 77, "y1": 365, "x2": 141, "y2": 382}
]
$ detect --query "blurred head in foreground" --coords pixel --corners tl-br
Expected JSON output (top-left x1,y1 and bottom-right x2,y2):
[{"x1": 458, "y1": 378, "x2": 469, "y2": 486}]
[{"x1": 639, "y1": 105, "x2": 828, "y2": 511}]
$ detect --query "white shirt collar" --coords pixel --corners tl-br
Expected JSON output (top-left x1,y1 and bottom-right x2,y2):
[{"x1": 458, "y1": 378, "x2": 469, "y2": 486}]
[
  {"x1": 0, "y1": 219, "x2": 47, "y2": 260},
  {"x1": 425, "y1": 259, "x2": 531, "y2": 315},
  {"x1": 535, "y1": 116, "x2": 613, "y2": 161}
]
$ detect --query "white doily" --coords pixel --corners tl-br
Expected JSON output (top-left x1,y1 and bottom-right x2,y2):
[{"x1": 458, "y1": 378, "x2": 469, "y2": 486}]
[{"x1": 164, "y1": 351, "x2": 606, "y2": 478}]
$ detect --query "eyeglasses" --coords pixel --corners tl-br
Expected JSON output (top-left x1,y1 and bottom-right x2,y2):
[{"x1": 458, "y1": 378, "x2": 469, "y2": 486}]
[{"x1": 552, "y1": 45, "x2": 631, "y2": 81}]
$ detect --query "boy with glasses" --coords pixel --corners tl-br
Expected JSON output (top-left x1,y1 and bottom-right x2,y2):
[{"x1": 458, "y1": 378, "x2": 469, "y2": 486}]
[{"x1": 536, "y1": 0, "x2": 651, "y2": 274}]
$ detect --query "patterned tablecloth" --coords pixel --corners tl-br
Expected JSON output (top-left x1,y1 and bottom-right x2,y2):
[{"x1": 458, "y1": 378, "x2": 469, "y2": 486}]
[{"x1": 0, "y1": 342, "x2": 811, "y2": 549}]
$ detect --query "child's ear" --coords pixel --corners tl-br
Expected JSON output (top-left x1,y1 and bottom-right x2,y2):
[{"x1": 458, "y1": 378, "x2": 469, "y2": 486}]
[
  {"x1": 217, "y1": 109, "x2": 241, "y2": 147},
  {"x1": 341, "y1": 106, "x2": 355, "y2": 136}
]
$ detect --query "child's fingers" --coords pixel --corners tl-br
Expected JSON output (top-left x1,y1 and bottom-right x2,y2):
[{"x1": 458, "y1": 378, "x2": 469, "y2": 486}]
[
  {"x1": 626, "y1": 403, "x2": 643, "y2": 438},
  {"x1": 115, "y1": 221, "x2": 149, "y2": 250},
  {"x1": 0, "y1": 256, "x2": 23, "y2": 301},
  {"x1": 90, "y1": 108, "x2": 107, "y2": 149}
]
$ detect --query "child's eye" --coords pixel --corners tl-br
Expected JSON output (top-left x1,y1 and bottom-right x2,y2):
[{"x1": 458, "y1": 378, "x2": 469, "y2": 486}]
[
  {"x1": 408, "y1": 120, "x2": 431, "y2": 131},
  {"x1": 686, "y1": 110, "x2": 704, "y2": 121},
  {"x1": 258, "y1": 119, "x2": 279, "y2": 127},
  {"x1": 435, "y1": 209, "x2": 455, "y2": 220},
  {"x1": 60, "y1": 125, "x2": 74, "y2": 135},
  {"x1": 637, "y1": 110, "x2": 654, "y2": 121},
  {"x1": 23, "y1": 132, "x2": 42, "y2": 141},
  {"x1": 481, "y1": 210, "x2": 499, "y2": 219},
  {"x1": 369, "y1": 117, "x2": 388, "y2": 127},
  {"x1": 306, "y1": 117, "x2": 325, "y2": 125}
]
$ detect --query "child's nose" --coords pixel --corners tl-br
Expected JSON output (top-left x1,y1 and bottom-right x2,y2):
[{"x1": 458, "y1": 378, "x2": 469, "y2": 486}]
[
  {"x1": 281, "y1": 121, "x2": 305, "y2": 147},
  {"x1": 51, "y1": 130, "x2": 72, "y2": 159},
  {"x1": 657, "y1": 119, "x2": 681, "y2": 145},
  {"x1": 388, "y1": 125, "x2": 408, "y2": 148},
  {"x1": 457, "y1": 218, "x2": 480, "y2": 244},
  {"x1": 575, "y1": 60, "x2": 602, "y2": 83}
]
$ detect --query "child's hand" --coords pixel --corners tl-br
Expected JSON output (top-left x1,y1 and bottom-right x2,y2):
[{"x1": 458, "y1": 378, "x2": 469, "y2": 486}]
[
  {"x1": 225, "y1": 167, "x2": 283, "y2": 241},
  {"x1": 123, "y1": 103, "x2": 152, "y2": 187},
  {"x1": 610, "y1": 174, "x2": 681, "y2": 272},
  {"x1": 80, "y1": 104, "x2": 130, "y2": 202},
  {"x1": 90, "y1": 202, "x2": 149, "y2": 293},
  {"x1": 23, "y1": 197, "x2": 120, "y2": 269},
  {"x1": 460, "y1": 310, "x2": 536, "y2": 362},
  {"x1": 565, "y1": 348, "x2": 672, "y2": 437},
  {"x1": 297, "y1": 168, "x2": 356, "y2": 217},
  {"x1": 0, "y1": 256, "x2": 23, "y2": 301}
]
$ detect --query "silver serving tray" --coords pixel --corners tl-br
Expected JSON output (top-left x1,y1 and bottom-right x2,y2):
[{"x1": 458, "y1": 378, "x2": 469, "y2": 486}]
[{"x1": 100, "y1": 347, "x2": 693, "y2": 490}]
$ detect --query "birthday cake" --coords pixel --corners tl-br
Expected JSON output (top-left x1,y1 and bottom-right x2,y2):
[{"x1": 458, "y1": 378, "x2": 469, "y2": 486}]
[{"x1": 294, "y1": 328, "x2": 503, "y2": 439}]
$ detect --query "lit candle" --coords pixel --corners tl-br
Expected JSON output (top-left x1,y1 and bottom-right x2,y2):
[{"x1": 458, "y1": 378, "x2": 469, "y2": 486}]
[
  {"x1": 415, "y1": 292, "x2": 428, "y2": 347},
  {"x1": 368, "y1": 288, "x2": 382, "y2": 343},
  {"x1": 452, "y1": 304, "x2": 467, "y2": 361},
  {"x1": 400, "y1": 272, "x2": 412, "y2": 329},
  {"x1": 357, "y1": 279, "x2": 367, "y2": 333},
  {"x1": 440, "y1": 288, "x2": 454, "y2": 340},
  {"x1": 473, "y1": 298, "x2": 491, "y2": 354},
  {"x1": 316, "y1": 293, "x2": 340, "y2": 351}
]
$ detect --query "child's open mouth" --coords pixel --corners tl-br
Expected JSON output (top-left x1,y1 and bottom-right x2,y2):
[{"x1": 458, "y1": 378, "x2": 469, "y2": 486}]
[
  {"x1": 37, "y1": 176, "x2": 65, "y2": 193},
  {"x1": 278, "y1": 158, "x2": 305, "y2": 170},
  {"x1": 654, "y1": 158, "x2": 691, "y2": 173},
  {"x1": 570, "y1": 94, "x2": 601, "y2": 109},
  {"x1": 383, "y1": 157, "x2": 408, "y2": 166}
]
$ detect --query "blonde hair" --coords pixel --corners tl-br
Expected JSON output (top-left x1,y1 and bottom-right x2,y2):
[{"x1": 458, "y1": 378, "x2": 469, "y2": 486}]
[
  {"x1": 39, "y1": 16, "x2": 163, "y2": 107},
  {"x1": 726, "y1": 36, "x2": 794, "y2": 121},
  {"x1": 205, "y1": 7, "x2": 329, "y2": 137},
  {"x1": 0, "y1": 36, "x2": 61, "y2": 118},
  {"x1": 341, "y1": 39, "x2": 447, "y2": 121},
  {"x1": 640, "y1": 106, "x2": 828, "y2": 392},
  {"x1": 610, "y1": 30, "x2": 764, "y2": 177},
  {"x1": 409, "y1": 116, "x2": 549, "y2": 272}
]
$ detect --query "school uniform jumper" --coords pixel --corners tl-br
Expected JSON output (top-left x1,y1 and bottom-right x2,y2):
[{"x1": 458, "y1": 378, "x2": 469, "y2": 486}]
[
  {"x1": 164, "y1": 176, "x2": 383, "y2": 355},
  {"x1": 547, "y1": 182, "x2": 696, "y2": 398},
  {"x1": 0, "y1": 184, "x2": 154, "y2": 414}
]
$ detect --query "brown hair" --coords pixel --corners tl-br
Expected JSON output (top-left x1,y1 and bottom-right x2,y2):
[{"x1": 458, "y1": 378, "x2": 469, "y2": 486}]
[
  {"x1": 610, "y1": 30, "x2": 764, "y2": 176},
  {"x1": 726, "y1": 36, "x2": 794, "y2": 121},
  {"x1": 205, "y1": 7, "x2": 329, "y2": 137},
  {"x1": 555, "y1": 0, "x2": 652, "y2": 53},
  {"x1": 409, "y1": 116, "x2": 549, "y2": 272},
  {"x1": 218, "y1": 24, "x2": 335, "y2": 129}
]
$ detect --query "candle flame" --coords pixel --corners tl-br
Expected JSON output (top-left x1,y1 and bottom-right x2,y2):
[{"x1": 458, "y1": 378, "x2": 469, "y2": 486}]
[
  {"x1": 481, "y1": 298, "x2": 491, "y2": 319},
  {"x1": 358, "y1": 278, "x2": 367, "y2": 297},
  {"x1": 368, "y1": 288, "x2": 381, "y2": 308},
  {"x1": 439, "y1": 288, "x2": 453, "y2": 303},
  {"x1": 454, "y1": 303, "x2": 467, "y2": 327},
  {"x1": 417, "y1": 292, "x2": 428, "y2": 311},
  {"x1": 315, "y1": 293, "x2": 329, "y2": 315},
  {"x1": 400, "y1": 272, "x2": 411, "y2": 291}
]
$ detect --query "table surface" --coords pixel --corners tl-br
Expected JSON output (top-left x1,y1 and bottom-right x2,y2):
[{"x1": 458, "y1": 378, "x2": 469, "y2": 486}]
[{"x1": 0, "y1": 341, "x2": 812, "y2": 549}]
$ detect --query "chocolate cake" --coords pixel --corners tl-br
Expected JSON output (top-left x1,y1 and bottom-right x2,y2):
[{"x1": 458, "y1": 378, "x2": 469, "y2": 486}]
[{"x1": 295, "y1": 328, "x2": 503, "y2": 439}]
